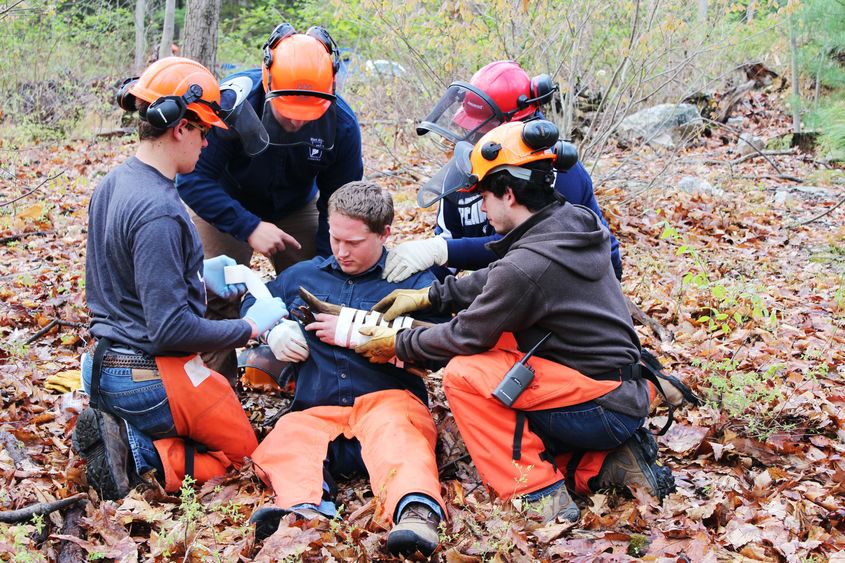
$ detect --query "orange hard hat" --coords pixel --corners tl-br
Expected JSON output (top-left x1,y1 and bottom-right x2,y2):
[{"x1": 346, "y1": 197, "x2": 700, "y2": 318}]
[
  {"x1": 129, "y1": 57, "x2": 226, "y2": 129},
  {"x1": 262, "y1": 33, "x2": 336, "y2": 121}
]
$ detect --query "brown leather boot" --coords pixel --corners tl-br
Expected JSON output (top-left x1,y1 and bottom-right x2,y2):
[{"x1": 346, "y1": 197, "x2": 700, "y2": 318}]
[
  {"x1": 387, "y1": 502, "x2": 441, "y2": 556},
  {"x1": 72, "y1": 408, "x2": 131, "y2": 500},
  {"x1": 596, "y1": 428, "x2": 675, "y2": 499}
]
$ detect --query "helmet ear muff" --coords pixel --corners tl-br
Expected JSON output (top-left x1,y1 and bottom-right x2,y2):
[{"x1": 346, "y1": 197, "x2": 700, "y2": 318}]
[
  {"x1": 521, "y1": 119, "x2": 559, "y2": 150},
  {"x1": 263, "y1": 22, "x2": 297, "y2": 88},
  {"x1": 115, "y1": 77, "x2": 140, "y2": 112},
  {"x1": 305, "y1": 25, "x2": 341, "y2": 76},
  {"x1": 141, "y1": 84, "x2": 205, "y2": 129},
  {"x1": 552, "y1": 140, "x2": 579, "y2": 171},
  {"x1": 530, "y1": 74, "x2": 556, "y2": 104}
]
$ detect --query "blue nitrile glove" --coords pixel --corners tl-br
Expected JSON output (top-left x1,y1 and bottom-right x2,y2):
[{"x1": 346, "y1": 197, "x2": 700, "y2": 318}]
[
  {"x1": 203, "y1": 255, "x2": 246, "y2": 299},
  {"x1": 243, "y1": 297, "x2": 288, "y2": 337}
]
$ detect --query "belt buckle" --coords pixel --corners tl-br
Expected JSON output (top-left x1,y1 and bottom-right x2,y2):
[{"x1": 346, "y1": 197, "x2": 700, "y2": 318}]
[{"x1": 131, "y1": 368, "x2": 160, "y2": 382}]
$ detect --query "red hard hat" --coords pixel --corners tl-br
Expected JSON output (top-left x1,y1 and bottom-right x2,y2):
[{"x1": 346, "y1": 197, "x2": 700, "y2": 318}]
[{"x1": 453, "y1": 61, "x2": 534, "y2": 130}]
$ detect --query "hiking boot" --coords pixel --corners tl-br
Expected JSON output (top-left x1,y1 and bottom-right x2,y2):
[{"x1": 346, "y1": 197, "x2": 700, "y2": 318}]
[
  {"x1": 386, "y1": 502, "x2": 441, "y2": 557},
  {"x1": 596, "y1": 428, "x2": 675, "y2": 499},
  {"x1": 72, "y1": 408, "x2": 131, "y2": 500},
  {"x1": 526, "y1": 483, "x2": 580, "y2": 525},
  {"x1": 250, "y1": 505, "x2": 323, "y2": 541}
]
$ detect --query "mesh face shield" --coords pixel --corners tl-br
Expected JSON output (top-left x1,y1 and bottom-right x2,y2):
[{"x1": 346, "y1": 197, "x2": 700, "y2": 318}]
[
  {"x1": 416, "y1": 82, "x2": 508, "y2": 146},
  {"x1": 217, "y1": 75, "x2": 269, "y2": 157}
]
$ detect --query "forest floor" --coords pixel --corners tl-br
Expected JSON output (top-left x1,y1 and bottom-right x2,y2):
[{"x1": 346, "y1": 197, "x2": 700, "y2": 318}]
[{"x1": 1, "y1": 89, "x2": 844, "y2": 561}]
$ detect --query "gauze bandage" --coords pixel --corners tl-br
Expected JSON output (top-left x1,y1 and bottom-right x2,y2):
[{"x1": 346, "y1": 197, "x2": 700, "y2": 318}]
[
  {"x1": 224, "y1": 264, "x2": 273, "y2": 301},
  {"x1": 333, "y1": 307, "x2": 415, "y2": 367}
]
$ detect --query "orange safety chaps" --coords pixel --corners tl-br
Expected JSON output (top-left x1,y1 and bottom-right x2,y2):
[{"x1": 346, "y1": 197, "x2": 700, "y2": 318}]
[
  {"x1": 443, "y1": 335, "x2": 626, "y2": 499},
  {"x1": 251, "y1": 389, "x2": 445, "y2": 528},
  {"x1": 153, "y1": 355, "x2": 258, "y2": 492}
]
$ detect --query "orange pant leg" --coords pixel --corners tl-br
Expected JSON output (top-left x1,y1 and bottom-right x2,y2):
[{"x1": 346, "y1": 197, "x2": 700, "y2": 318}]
[
  {"x1": 251, "y1": 406, "x2": 348, "y2": 509},
  {"x1": 153, "y1": 437, "x2": 232, "y2": 492},
  {"x1": 349, "y1": 390, "x2": 445, "y2": 527},
  {"x1": 442, "y1": 347, "x2": 620, "y2": 500}
]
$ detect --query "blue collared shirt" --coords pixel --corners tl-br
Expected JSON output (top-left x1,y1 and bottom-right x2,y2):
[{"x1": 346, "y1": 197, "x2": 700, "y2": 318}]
[{"x1": 241, "y1": 250, "x2": 444, "y2": 411}]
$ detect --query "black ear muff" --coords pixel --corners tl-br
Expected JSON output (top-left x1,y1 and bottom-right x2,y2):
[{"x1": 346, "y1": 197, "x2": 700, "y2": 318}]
[
  {"x1": 115, "y1": 77, "x2": 140, "y2": 112},
  {"x1": 521, "y1": 120, "x2": 559, "y2": 150},
  {"x1": 306, "y1": 25, "x2": 341, "y2": 76},
  {"x1": 263, "y1": 22, "x2": 297, "y2": 81},
  {"x1": 143, "y1": 84, "x2": 205, "y2": 129},
  {"x1": 552, "y1": 140, "x2": 579, "y2": 171},
  {"x1": 530, "y1": 74, "x2": 556, "y2": 104},
  {"x1": 480, "y1": 141, "x2": 502, "y2": 160}
]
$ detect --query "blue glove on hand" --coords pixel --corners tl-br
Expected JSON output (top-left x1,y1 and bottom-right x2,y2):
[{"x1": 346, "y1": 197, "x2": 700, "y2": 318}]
[
  {"x1": 243, "y1": 297, "x2": 288, "y2": 337},
  {"x1": 203, "y1": 255, "x2": 246, "y2": 299}
]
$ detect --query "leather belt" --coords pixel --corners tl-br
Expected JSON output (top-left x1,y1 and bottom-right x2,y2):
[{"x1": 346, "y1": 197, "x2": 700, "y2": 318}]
[{"x1": 101, "y1": 353, "x2": 158, "y2": 370}]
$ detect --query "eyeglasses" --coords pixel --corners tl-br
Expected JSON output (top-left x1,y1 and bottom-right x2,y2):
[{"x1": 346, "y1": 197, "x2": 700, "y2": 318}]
[{"x1": 185, "y1": 122, "x2": 210, "y2": 139}]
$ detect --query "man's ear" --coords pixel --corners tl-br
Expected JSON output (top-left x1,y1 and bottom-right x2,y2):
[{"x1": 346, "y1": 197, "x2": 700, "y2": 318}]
[
  {"x1": 379, "y1": 224, "x2": 391, "y2": 243},
  {"x1": 504, "y1": 186, "x2": 517, "y2": 206},
  {"x1": 172, "y1": 118, "x2": 190, "y2": 141}
]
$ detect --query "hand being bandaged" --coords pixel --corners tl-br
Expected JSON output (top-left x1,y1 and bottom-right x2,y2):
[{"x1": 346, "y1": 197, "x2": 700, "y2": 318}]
[
  {"x1": 355, "y1": 326, "x2": 399, "y2": 364},
  {"x1": 383, "y1": 237, "x2": 448, "y2": 283},
  {"x1": 371, "y1": 287, "x2": 432, "y2": 321},
  {"x1": 267, "y1": 319, "x2": 309, "y2": 362}
]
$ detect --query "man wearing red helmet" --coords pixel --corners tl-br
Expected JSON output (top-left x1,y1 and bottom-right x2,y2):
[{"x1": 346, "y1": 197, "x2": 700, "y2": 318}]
[
  {"x1": 77, "y1": 58, "x2": 287, "y2": 500},
  {"x1": 177, "y1": 24, "x2": 364, "y2": 381},
  {"x1": 384, "y1": 60, "x2": 623, "y2": 283}
]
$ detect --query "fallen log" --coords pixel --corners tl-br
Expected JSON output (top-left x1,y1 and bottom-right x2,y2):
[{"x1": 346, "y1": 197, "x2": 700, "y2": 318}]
[
  {"x1": 56, "y1": 504, "x2": 86, "y2": 563},
  {"x1": 0, "y1": 493, "x2": 87, "y2": 524}
]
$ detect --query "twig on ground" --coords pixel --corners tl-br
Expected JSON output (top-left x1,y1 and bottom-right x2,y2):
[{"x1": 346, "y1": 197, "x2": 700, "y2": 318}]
[
  {"x1": 787, "y1": 193, "x2": 845, "y2": 229},
  {"x1": 0, "y1": 493, "x2": 87, "y2": 523},
  {"x1": 439, "y1": 453, "x2": 471, "y2": 476},
  {"x1": 730, "y1": 148, "x2": 797, "y2": 165},
  {"x1": 56, "y1": 504, "x2": 86, "y2": 563},
  {"x1": 25, "y1": 319, "x2": 86, "y2": 345},
  {"x1": 625, "y1": 296, "x2": 673, "y2": 343},
  {"x1": 703, "y1": 118, "x2": 803, "y2": 183},
  {"x1": 0, "y1": 230, "x2": 53, "y2": 245},
  {"x1": 0, "y1": 172, "x2": 65, "y2": 208},
  {"x1": 0, "y1": 431, "x2": 30, "y2": 470}
]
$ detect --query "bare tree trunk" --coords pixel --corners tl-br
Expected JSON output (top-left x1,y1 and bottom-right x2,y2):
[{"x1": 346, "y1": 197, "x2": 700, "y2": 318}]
[
  {"x1": 789, "y1": 14, "x2": 801, "y2": 133},
  {"x1": 134, "y1": 0, "x2": 146, "y2": 72},
  {"x1": 697, "y1": 0, "x2": 707, "y2": 25},
  {"x1": 182, "y1": 0, "x2": 221, "y2": 72},
  {"x1": 158, "y1": 0, "x2": 176, "y2": 60}
]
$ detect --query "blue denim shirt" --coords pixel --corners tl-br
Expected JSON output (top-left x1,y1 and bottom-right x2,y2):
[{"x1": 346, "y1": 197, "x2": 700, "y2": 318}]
[{"x1": 241, "y1": 250, "x2": 445, "y2": 411}]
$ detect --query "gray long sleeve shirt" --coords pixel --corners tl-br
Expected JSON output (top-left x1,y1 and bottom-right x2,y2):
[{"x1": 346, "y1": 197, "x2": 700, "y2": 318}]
[{"x1": 86, "y1": 156, "x2": 251, "y2": 355}]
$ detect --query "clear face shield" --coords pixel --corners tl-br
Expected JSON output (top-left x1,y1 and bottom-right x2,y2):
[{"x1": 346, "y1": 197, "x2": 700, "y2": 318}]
[
  {"x1": 417, "y1": 141, "x2": 482, "y2": 208},
  {"x1": 217, "y1": 76, "x2": 270, "y2": 157},
  {"x1": 416, "y1": 82, "x2": 508, "y2": 146},
  {"x1": 261, "y1": 90, "x2": 337, "y2": 151}
]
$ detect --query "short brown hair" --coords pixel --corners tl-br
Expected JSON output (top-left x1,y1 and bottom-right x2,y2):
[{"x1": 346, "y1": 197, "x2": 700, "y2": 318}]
[
  {"x1": 135, "y1": 99, "x2": 201, "y2": 141},
  {"x1": 327, "y1": 181, "x2": 394, "y2": 234}
]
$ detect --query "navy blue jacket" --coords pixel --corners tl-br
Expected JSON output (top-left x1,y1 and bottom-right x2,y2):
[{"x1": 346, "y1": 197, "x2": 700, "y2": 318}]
[
  {"x1": 241, "y1": 251, "x2": 445, "y2": 411},
  {"x1": 176, "y1": 69, "x2": 364, "y2": 256},
  {"x1": 436, "y1": 161, "x2": 623, "y2": 279}
]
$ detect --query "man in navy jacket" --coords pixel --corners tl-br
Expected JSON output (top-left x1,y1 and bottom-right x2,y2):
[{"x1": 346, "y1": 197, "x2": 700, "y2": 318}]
[{"x1": 177, "y1": 25, "x2": 363, "y2": 380}]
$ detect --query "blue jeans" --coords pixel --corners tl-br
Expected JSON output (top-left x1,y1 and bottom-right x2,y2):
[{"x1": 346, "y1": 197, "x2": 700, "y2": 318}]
[
  {"x1": 82, "y1": 353, "x2": 173, "y2": 477},
  {"x1": 525, "y1": 400, "x2": 644, "y2": 456}
]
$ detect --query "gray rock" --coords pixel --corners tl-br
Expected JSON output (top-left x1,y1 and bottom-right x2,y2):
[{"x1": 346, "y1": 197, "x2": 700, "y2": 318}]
[
  {"x1": 677, "y1": 176, "x2": 721, "y2": 195},
  {"x1": 617, "y1": 103, "x2": 703, "y2": 148},
  {"x1": 737, "y1": 133, "x2": 765, "y2": 156}
]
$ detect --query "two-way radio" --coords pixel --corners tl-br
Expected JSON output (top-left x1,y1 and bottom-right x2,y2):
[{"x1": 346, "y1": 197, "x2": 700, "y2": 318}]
[{"x1": 491, "y1": 332, "x2": 552, "y2": 407}]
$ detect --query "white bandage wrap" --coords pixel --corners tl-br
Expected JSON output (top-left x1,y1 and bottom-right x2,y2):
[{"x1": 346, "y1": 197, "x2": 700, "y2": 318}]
[
  {"x1": 223, "y1": 264, "x2": 273, "y2": 301},
  {"x1": 333, "y1": 306, "x2": 415, "y2": 365}
]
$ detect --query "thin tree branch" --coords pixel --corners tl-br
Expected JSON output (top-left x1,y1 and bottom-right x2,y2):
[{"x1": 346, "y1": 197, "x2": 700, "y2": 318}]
[
  {"x1": 0, "y1": 494, "x2": 87, "y2": 523},
  {"x1": 788, "y1": 194, "x2": 845, "y2": 229},
  {"x1": 0, "y1": 172, "x2": 65, "y2": 207}
]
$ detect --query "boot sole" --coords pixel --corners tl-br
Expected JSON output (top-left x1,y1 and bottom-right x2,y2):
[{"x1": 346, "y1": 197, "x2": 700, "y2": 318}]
[
  {"x1": 72, "y1": 408, "x2": 129, "y2": 500},
  {"x1": 632, "y1": 429, "x2": 675, "y2": 499},
  {"x1": 386, "y1": 529, "x2": 438, "y2": 557}
]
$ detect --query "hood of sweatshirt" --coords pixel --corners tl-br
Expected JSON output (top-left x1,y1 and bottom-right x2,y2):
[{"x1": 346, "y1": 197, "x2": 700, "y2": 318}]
[{"x1": 487, "y1": 197, "x2": 611, "y2": 281}]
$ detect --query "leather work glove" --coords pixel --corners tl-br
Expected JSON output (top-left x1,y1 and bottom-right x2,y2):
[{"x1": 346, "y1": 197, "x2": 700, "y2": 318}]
[
  {"x1": 267, "y1": 319, "x2": 310, "y2": 362},
  {"x1": 244, "y1": 297, "x2": 288, "y2": 338},
  {"x1": 383, "y1": 237, "x2": 448, "y2": 283},
  {"x1": 372, "y1": 287, "x2": 432, "y2": 322},
  {"x1": 355, "y1": 326, "x2": 399, "y2": 364},
  {"x1": 203, "y1": 255, "x2": 247, "y2": 299},
  {"x1": 45, "y1": 369, "x2": 82, "y2": 394}
]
